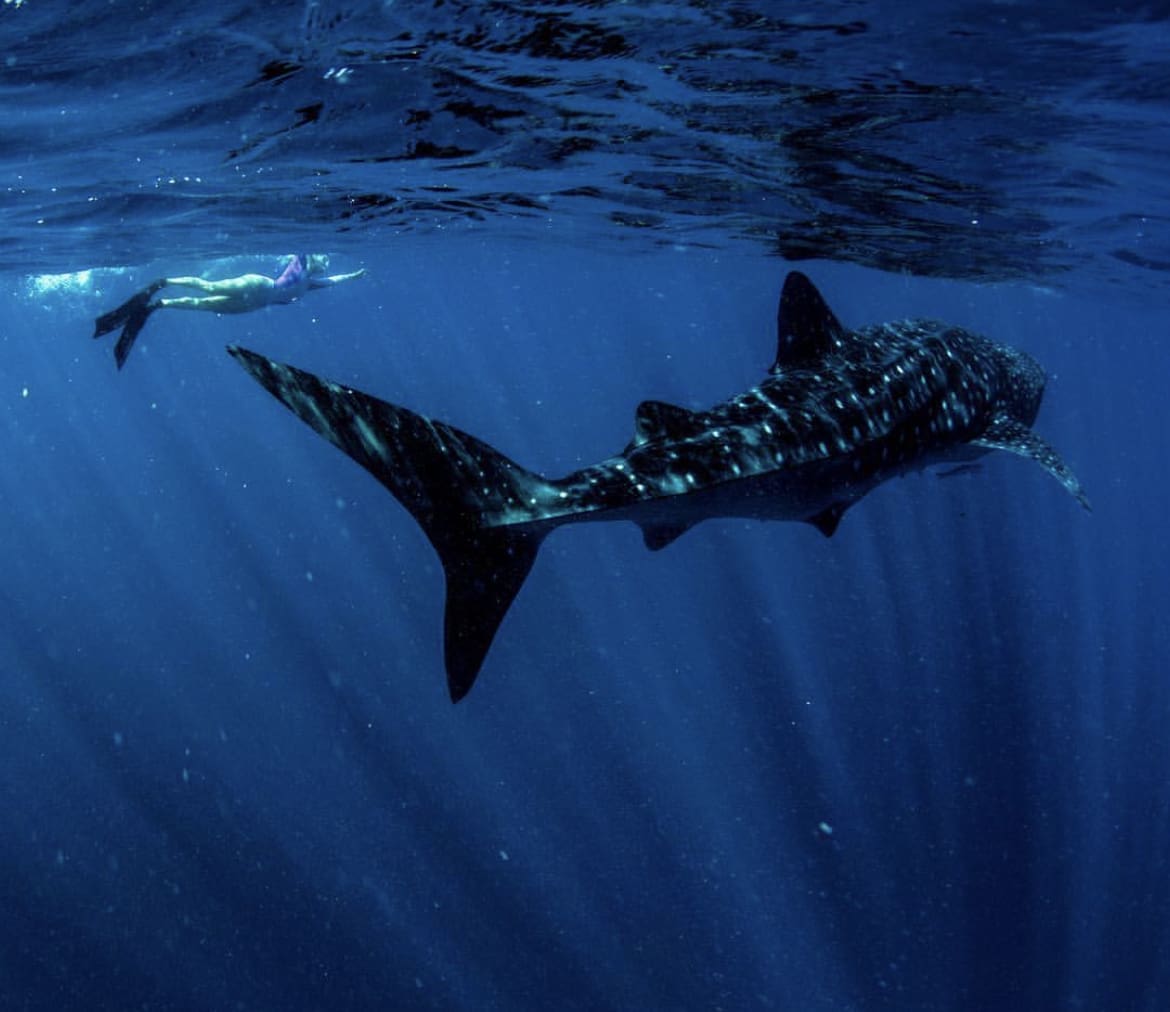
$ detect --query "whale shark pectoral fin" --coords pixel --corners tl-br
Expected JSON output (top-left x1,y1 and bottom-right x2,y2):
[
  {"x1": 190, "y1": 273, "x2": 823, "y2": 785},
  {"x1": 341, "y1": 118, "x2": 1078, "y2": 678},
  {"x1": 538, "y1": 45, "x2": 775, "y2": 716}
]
[
  {"x1": 935, "y1": 463, "x2": 984, "y2": 480},
  {"x1": 973, "y1": 415, "x2": 1091, "y2": 511},
  {"x1": 806, "y1": 501, "x2": 850, "y2": 538}
]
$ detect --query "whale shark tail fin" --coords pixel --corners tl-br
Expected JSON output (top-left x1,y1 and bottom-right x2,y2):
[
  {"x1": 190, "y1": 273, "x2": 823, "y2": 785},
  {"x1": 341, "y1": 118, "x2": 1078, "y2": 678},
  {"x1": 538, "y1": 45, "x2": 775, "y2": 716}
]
[
  {"x1": 227, "y1": 345, "x2": 552, "y2": 701},
  {"x1": 439, "y1": 526, "x2": 543, "y2": 701},
  {"x1": 94, "y1": 279, "x2": 166, "y2": 369}
]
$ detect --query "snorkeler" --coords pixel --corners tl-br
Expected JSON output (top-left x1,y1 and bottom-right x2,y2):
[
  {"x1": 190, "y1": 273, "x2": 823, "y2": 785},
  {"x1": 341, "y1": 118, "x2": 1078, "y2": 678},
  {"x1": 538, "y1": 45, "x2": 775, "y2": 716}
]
[{"x1": 93, "y1": 254, "x2": 366, "y2": 369}]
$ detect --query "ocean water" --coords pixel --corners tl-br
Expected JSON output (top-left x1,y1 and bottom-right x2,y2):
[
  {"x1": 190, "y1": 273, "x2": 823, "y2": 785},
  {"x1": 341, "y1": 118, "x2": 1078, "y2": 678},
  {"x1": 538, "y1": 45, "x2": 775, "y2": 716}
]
[{"x1": 2, "y1": 2, "x2": 1168, "y2": 1010}]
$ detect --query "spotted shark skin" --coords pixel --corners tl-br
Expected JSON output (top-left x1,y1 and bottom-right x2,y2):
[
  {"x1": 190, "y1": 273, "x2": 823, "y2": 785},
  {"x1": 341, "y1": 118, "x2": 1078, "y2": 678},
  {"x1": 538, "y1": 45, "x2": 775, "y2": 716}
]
[{"x1": 228, "y1": 272, "x2": 1087, "y2": 701}]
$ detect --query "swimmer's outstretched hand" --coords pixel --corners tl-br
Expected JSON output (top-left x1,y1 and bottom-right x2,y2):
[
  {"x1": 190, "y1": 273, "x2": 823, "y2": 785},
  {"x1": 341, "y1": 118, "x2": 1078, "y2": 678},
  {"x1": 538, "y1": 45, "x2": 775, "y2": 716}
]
[{"x1": 322, "y1": 267, "x2": 366, "y2": 285}]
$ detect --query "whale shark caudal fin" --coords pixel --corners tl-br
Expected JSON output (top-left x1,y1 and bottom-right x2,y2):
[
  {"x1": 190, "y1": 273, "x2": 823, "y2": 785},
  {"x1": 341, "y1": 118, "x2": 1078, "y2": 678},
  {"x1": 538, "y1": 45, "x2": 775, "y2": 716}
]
[
  {"x1": 227, "y1": 345, "x2": 552, "y2": 702},
  {"x1": 93, "y1": 279, "x2": 166, "y2": 369}
]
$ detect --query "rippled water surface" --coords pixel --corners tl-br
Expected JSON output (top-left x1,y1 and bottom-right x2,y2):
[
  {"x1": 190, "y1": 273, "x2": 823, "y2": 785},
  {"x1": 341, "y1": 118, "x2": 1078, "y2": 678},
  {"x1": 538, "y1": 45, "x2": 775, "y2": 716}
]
[{"x1": 4, "y1": 0, "x2": 1170, "y2": 294}]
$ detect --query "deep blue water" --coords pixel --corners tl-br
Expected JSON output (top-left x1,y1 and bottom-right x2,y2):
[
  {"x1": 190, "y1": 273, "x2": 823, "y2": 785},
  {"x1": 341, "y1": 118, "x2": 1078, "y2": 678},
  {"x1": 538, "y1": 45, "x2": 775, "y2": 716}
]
[{"x1": 3, "y1": 3, "x2": 1170, "y2": 1011}]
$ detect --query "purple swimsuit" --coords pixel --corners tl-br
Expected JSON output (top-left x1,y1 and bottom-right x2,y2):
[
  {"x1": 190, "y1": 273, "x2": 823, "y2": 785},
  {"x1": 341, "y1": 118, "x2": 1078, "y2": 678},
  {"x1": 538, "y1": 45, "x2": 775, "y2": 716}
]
[{"x1": 273, "y1": 254, "x2": 308, "y2": 292}]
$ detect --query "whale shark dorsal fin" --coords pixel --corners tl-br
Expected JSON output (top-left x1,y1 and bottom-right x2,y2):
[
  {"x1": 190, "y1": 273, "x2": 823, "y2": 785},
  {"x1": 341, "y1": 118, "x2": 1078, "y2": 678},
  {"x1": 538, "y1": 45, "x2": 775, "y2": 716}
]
[
  {"x1": 628, "y1": 399, "x2": 702, "y2": 449},
  {"x1": 973, "y1": 415, "x2": 1091, "y2": 510},
  {"x1": 773, "y1": 271, "x2": 846, "y2": 373}
]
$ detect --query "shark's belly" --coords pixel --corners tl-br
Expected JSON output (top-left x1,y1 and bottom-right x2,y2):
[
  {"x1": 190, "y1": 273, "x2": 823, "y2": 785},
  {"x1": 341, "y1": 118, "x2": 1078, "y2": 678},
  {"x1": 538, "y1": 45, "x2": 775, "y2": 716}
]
[
  {"x1": 702, "y1": 441, "x2": 990, "y2": 522},
  {"x1": 505, "y1": 437, "x2": 991, "y2": 536}
]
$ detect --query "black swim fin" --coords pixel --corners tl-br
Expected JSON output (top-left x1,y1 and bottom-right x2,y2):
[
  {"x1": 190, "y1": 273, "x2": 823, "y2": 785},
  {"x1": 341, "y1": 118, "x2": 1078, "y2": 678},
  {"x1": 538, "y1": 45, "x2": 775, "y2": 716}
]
[
  {"x1": 93, "y1": 279, "x2": 165, "y2": 369},
  {"x1": 112, "y1": 300, "x2": 160, "y2": 369}
]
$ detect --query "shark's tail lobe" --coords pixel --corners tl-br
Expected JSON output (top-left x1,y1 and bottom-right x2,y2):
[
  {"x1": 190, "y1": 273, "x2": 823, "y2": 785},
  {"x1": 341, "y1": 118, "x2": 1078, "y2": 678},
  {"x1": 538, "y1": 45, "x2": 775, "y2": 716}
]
[
  {"x1": 227, "y1": 346, "x2": 550, "y2": 701},
  {"x1": 94, "y1": 279, "x2": 166, "y2": 369},
  {"x1": 441, "y1": 526, "x2": 543, "y2": 701}
]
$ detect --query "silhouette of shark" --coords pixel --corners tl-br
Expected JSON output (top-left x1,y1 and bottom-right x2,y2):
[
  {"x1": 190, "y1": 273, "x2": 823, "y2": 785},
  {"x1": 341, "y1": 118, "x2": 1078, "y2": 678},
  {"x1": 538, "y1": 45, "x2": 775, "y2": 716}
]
[{"x1": 228, "y1": 272, "x2": 1088, "y2": 701}]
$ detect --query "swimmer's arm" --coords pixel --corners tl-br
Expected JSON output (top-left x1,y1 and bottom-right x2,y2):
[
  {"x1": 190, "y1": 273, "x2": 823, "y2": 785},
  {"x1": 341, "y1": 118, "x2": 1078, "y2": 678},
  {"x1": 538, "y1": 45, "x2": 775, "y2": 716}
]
[{"x1": 310, "y1": 268, "x2": 366, "y2": 288}]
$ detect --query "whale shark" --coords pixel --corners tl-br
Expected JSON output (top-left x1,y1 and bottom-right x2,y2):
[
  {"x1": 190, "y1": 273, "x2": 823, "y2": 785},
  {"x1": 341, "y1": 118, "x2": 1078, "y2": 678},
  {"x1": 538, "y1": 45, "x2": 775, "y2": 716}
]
[{"x1": 228, "y1": 272, "x2": 1088, "y2": 702}]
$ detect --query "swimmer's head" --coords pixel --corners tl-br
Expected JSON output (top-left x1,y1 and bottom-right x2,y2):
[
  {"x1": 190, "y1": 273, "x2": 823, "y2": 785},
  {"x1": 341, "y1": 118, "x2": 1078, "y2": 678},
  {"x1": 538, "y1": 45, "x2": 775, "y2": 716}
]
[{"x1": 304, "y1": 253, "x2": 330, "y2": 275}]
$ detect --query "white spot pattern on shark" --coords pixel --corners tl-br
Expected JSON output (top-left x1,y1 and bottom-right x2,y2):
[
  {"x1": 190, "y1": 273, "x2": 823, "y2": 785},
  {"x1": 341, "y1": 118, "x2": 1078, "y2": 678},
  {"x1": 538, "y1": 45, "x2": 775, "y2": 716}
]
[{"x1": 228, "y1": 272, "x2": 1088, "y2": 701}]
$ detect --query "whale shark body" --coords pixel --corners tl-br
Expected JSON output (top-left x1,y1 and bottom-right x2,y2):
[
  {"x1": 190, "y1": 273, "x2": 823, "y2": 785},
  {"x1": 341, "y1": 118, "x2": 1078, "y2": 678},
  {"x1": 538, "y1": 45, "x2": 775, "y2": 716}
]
[{"x1": 228, "y1": 272, "x2": 1087, "y2": 701}]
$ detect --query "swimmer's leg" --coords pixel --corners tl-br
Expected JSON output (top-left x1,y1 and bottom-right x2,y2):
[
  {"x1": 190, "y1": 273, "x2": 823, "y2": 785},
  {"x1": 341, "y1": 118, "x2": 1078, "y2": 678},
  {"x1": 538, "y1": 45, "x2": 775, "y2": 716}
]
[
  {"x1": 167, "y1": 275, "x2": 271, "y2": 298},
  {"x1": 164, "y1": 276, "x2": 219, "y2": 293},
  {"x1": 155, "y1": 295, "x2": 233, "y2": 312},
  {"x1": 111, "y1": 295, "x2": 232, "y2": 369}
]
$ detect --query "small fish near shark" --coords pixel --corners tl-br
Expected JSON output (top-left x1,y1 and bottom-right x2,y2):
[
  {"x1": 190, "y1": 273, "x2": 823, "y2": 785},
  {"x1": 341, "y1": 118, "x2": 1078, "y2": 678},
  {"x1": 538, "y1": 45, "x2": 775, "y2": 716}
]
[{"x1": 227, "y1": 272, "x2": 1088, "y2": 702}]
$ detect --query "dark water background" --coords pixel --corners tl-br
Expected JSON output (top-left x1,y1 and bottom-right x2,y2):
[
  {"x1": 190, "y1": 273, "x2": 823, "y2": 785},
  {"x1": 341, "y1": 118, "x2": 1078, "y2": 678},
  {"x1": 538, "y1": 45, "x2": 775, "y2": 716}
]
[{"x1": 2, "y1": 2, "x2": 1169, "y2": 1010}]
